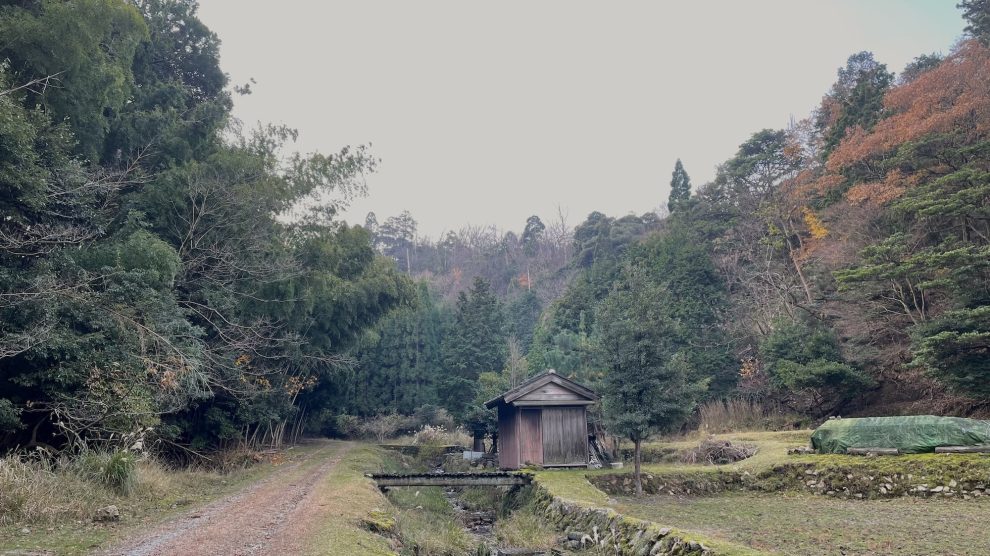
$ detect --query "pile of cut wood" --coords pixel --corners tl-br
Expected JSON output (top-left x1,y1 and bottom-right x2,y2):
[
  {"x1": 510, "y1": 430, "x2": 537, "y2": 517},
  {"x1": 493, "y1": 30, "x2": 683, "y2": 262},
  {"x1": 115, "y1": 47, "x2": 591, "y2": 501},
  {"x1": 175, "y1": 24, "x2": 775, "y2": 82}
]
[{"x1": 680, "y1": 437, "x2": 757, "y2": 465}]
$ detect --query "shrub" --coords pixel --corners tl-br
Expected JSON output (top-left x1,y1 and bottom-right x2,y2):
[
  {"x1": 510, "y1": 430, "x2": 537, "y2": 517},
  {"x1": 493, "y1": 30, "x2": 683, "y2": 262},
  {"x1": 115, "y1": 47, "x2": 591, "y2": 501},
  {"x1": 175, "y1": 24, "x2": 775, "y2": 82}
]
[
  {"x1": 412, "y1": 424, "x2": 472, "y2": 448},
  {"x1": 410, "y1": 404, "x2": 456, "y2": 431},
  {"x1": 412, "y1": 424, "x2": 449, "y2": 446},
  {"x1": 332, "y1": 414, "x2": 363, "y2": 439},
  {"x1": 361, "y1": 412, "x2": 408, "y2": 443},
  {"x1": 77, "y1": 450, "x2": 138, "y2": 494},
  {"x1": 760, "y1": 318, "x2": 873, "y2": 416},
  {"x1": 0, "y1": 398, "x2": 22, "y2": 433}
]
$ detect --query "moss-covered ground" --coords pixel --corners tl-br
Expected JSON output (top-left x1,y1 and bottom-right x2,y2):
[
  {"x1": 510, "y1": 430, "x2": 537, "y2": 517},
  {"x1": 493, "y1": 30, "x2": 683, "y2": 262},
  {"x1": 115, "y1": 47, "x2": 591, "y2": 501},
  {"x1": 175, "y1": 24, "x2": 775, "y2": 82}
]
[{"x1": 533, "y1": 430, "x2": 990, "y2": 555}]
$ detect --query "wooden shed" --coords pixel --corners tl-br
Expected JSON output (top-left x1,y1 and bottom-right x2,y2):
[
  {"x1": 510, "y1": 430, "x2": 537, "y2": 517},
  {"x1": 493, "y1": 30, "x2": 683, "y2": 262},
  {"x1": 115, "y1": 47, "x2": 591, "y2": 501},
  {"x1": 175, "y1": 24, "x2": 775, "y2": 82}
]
[{"x1": 484, "y1": 370, "x2": 597, "y2": 469}]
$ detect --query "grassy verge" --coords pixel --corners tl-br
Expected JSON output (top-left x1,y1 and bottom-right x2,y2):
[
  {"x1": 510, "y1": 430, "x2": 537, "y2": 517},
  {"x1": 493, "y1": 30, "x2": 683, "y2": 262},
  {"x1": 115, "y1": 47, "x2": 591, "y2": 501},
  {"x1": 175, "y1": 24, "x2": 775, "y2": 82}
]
[
  {"x1": 0, "y1": 445, "x2": 313, "y2": 555},
  {"x1": 635, "y1": 430, "x2": 815, "y2": 471},
  {"x1": 532, "y1": 468, "x2": 610, "y2": 506},
  {"x1": 302, "y1": 443, "x2": 398, "y2": 556},
  {"x1": 493, "y1": 486, "x2": 559, "y2": 552}
]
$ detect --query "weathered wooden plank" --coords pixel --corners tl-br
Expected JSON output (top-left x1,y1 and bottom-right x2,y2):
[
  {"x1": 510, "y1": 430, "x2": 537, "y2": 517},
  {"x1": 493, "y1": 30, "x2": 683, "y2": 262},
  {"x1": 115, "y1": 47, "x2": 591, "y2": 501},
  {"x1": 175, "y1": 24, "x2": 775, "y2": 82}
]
[
  {"x1": 934, "y1": 445, "x2": 990, "y2": 453},
  {"x1": 368, "y1": 473, "x2": 530, "y2": 487},
  {"x1": 846, "y1": 447, "x2": 900, "y2": 455},
  {"x1": 511, "y1": 400, "x2": 595, "y2": 406},
  {"x1": 541, "y1": 406, "x2": 587, "y2": 465},
  {"x1": 497, "y1": 404, "x2": 518, "y2": 469},
  {"x1": 519, "y1": 408, "x2": 543, "y2": 466},
  {"x1": 562, "y1": 406, "x2": 587, "y2": 464},
  {"x1": 515, "y1": 382, "x2": 587, "y2": 403},
  {"x1": 495, "y1": 549, "x2": 547, "y2": 556},
  {"x1": 541, "y1": 407, "x2": 562, "y2": 464}
]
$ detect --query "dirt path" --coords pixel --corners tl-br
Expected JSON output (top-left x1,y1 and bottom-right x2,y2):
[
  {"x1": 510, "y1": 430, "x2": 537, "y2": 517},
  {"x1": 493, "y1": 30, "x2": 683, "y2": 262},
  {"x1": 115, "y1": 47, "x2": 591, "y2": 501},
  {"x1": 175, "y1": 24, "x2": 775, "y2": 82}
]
[{"x1": 105, "y1": 440, "x2": 350, "y2": 556}]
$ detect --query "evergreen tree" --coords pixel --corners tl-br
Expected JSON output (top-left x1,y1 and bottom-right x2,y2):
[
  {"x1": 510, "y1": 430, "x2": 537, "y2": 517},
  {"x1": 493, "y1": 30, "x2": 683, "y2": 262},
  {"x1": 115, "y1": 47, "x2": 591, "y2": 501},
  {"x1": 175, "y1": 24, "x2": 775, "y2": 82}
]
[
  {"x1": 0, "y1": 0, "x2": 412, "y2": 452},
  {"x1": 505, "y1": 290, "x2": 543, "y2": 352},
  {"x1": 521, "y1": 215, "x2": 546, "y2": 257},
  {"x1": 440, "y1": 277, "x2": 506, "y2": 417},
  {"x1": 959, "y1": 0, "x2": 990, "y2": 45},
  {"x1": 759, "y1": 318, "x2": 872, "y2": 416},
  {"x1": 816, "y1": 52, "x2": 894, "y2": 157},
  {"x1": 667, "y1": 159, "x2": 692, "y2": 213},
  {"x1": 630, "y1": 228, "x2": 736, "y2": 396},
  {"x1": 332, "y1": 282, "x2": 451, "y2": 415},
  {"x1": 0, "y1": 0, "x2": 148, "y2": 161},
  {"x1": 596, "y1": 265, "x2": 708, "y2": 496}
]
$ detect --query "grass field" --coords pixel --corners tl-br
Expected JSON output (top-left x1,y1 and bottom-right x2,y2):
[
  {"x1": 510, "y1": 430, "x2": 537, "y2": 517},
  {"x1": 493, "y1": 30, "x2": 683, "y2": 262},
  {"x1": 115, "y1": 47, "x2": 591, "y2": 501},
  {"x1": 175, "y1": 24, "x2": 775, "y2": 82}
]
[
  {"x1": 534, "y1": 430, "x2": 990, "y2": 555},
  {"x1": 617, "y1": 491, "x2": 990, "y2": 555}
]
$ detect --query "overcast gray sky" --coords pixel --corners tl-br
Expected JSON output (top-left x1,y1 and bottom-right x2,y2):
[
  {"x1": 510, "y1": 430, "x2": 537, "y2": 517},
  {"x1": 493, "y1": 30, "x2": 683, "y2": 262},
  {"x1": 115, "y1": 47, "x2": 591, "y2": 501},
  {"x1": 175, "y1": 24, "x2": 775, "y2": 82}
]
[{"x1": 197, "y1": 0, "x2": 964, "y2": 238}]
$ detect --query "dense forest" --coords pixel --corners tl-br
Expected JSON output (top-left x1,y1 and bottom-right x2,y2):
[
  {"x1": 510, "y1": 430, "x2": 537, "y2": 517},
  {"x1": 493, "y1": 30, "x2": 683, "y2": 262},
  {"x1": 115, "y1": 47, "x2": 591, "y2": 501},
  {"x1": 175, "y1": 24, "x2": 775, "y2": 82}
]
[
  {"x1": 0, "y1": 0, "x2": 413, "y2": 455},
  {"x1": 1, "y1": 0, "x2": 988, "y2": 462},
  {"x1": 347, "y1": 2, "x2": 990, "y2": 438}
]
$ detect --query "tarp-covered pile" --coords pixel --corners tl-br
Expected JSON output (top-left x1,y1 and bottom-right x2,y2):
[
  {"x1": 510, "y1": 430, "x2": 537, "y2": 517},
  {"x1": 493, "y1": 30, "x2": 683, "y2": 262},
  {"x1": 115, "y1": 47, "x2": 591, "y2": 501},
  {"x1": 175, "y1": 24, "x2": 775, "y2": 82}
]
[{"x1": 811, "y1": 415, "x2": 990, "y2": 454}]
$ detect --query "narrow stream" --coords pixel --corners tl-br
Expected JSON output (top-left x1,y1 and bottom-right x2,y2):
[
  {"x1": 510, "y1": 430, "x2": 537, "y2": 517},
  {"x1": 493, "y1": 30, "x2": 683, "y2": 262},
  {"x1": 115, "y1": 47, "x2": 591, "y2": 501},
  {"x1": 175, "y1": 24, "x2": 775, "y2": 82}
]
[
  {"x1": 389, "y1": 450, "x2": 562, "y2": 556},
  {"x1": 442, "y1": 488, "x2": 497, "y2": 547}
]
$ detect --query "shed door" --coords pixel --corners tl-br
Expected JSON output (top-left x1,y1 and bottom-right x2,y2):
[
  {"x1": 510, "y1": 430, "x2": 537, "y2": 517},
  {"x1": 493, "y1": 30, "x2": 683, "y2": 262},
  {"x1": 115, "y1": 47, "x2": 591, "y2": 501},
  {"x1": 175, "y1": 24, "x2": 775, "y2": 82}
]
[
  {"x1": 541, "y1": 407, "x2": 587, "y2": 465},
  {"x1": 518, "y1": 408, "x2": 543, "y2": 466}
]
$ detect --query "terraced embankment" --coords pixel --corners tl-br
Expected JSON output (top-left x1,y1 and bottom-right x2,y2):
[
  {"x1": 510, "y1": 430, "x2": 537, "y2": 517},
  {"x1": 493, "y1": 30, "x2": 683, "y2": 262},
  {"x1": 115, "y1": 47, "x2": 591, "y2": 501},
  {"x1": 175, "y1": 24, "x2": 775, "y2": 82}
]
[{"x1": 534, "y1": 430, "x2": 990, "y2": 555}]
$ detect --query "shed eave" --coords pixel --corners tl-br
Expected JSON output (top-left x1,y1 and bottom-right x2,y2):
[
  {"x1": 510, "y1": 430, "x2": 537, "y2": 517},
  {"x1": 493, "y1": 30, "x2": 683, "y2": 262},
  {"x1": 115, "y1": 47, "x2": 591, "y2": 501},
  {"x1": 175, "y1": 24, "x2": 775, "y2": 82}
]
[
  {"x1": 502, "y1": 374, "x2": 597, "y2": 404},
  {"x1": 510, "y1": 399, "x2": 595, "y2": 407},
  {"x1": 484, "y1": 370, "x2": 598, "y2": 409}
]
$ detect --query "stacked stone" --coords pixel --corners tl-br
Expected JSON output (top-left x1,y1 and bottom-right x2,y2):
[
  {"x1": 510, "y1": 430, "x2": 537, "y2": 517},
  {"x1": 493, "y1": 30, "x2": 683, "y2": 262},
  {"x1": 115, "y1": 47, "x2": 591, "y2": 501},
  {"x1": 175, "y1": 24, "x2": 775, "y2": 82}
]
[{"x1": 531, "y1": 487, "x2": 713, "y2": 556}]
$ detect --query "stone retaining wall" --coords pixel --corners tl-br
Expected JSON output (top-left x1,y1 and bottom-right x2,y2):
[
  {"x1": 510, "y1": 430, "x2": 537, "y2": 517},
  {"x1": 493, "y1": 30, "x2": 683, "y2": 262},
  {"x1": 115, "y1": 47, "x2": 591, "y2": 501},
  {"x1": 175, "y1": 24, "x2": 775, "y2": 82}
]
[
  {"x1": 528, "y1": 485, "x2": 713, "y2": 556},
  {"x1": 589, "y1": 459, "x2": 990, "y2": 500}
]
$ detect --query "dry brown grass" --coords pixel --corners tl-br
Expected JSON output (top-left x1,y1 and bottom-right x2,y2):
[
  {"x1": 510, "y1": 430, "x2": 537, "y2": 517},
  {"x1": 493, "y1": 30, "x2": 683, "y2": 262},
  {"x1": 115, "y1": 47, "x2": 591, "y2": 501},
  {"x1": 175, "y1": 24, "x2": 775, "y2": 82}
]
[
  {"x1": 696, "y1": 398, "x2": 801, "y2": 434},
  {"x1": 0, "y1": 454, "x2": 111, "y2": 524},
  {"x1": 0, "y1": 449, "x2": 268, "y2": 527}
]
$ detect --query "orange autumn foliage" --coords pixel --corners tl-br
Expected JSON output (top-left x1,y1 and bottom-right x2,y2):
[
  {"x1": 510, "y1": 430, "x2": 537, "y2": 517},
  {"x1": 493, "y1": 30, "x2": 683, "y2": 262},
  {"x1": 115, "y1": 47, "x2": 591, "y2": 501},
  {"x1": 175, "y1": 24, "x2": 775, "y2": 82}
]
[
  {"x1": 828, "y1": 40, "x2": 990, "y2": 174},
  {"x1": 845, "y1": 169, "x2": 919, "y2": 204},
  {"x1": 846, "y1": 181, "x2": 906, "y2": 205}
]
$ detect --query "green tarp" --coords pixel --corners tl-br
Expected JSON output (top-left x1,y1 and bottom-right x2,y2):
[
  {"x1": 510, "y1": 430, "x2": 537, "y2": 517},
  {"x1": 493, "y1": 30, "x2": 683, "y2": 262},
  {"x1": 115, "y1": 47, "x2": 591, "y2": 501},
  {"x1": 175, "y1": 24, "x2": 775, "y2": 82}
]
[{"x1": 811, "y1": 415, "x2": 990, "y2": 454}]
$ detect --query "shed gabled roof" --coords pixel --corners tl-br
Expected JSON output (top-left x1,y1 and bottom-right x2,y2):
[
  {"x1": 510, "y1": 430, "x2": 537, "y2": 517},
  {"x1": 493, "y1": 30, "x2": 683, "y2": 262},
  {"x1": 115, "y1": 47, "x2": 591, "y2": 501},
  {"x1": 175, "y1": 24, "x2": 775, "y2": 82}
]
[{"x1": 484, "y1": 369, "x2": 597, "y2": 408}]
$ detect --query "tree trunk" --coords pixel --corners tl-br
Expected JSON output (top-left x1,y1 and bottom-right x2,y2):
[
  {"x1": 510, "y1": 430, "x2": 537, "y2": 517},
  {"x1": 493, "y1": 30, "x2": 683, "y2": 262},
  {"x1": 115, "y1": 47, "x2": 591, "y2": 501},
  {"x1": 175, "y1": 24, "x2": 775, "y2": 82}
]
[{"x1": 634, "y1": 438, "x2": 643, "y2": 497}]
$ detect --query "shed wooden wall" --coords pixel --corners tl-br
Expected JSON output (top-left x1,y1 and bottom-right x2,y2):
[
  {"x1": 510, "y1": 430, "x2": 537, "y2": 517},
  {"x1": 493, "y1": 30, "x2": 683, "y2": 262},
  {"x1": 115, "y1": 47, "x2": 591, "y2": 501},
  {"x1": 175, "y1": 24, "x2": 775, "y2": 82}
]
[
  {"x1": 518, "y1": 408, "x2": 543, "y2": 466},
  {"x1": 541, "y1": 406, "x2": 588, "y2": 466},
  {"x1": 497, "y1": 405, "x2": 517, "y2": 469},
  {"x1": 495, "y1": 378, "x2": 593, "y2": 468}
]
